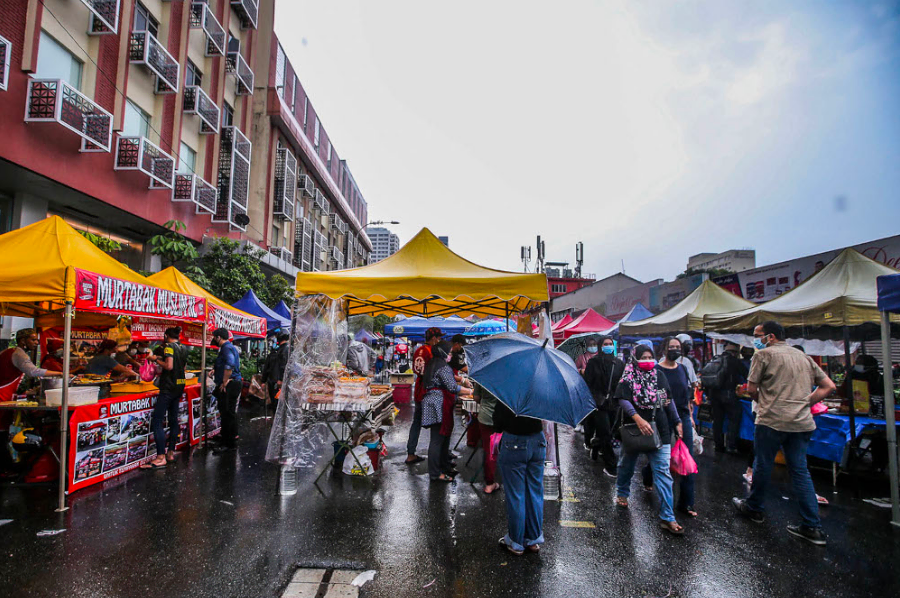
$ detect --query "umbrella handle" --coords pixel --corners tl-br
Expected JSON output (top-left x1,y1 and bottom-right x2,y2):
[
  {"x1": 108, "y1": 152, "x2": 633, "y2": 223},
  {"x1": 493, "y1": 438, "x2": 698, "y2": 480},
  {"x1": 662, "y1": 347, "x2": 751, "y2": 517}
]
[{"x1": 542, "y1": 339, "x2": 549, "y2": 349}]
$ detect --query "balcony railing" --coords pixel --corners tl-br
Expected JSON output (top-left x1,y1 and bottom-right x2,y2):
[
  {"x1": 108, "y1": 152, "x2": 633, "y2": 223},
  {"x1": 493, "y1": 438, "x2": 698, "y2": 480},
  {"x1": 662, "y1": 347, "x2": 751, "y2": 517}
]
[
  {"x1": 114, "y1": 135, "x2": 175, "y2": 189},
  {"x1": 0, "y1": 34, "x2": 10, "y2": 91},
  {"x1": 183, "y1": 85, "x2": 219, "y2": 134},
  {"x1": 25, "y1": 78, "x2": 113, "y2": 152},
  {"x1": 268, "y1": 246, "x2": 293, "y2": 264},
  {"x1": 214, "y1": 126, "x2": 252, "y2": 231},
  {"x1": 81, "y1": 0, "x2": 120, "y2": 34},
  {"x1": 273, "y1": 147, "x2": 296, "y2": 222},
  {"x1": 189, "y1": 2, "x2": 226, "y2": 57},
  {"x1": 173, "y1": 173, "x2": 217, "y2": 215},
  {"x1": 129, "y1": 30, "x2": 180, "y2": 94},
  {"x1": 313, "y1": 189, "x2": 329, "y2": 213},
  {"x1": 225, "y1": 50, "x2": 253, "y2": 96},
  {"x1": 231, "y1": 0, "x2": 259, "y2": 30}
]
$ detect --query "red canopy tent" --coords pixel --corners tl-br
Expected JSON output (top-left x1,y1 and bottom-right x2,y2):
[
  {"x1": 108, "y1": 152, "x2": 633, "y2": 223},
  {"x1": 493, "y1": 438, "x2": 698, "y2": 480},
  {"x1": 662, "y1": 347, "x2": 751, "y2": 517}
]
[
  {"x1": 551, "y1": 314, "x2": 573, "y2": 331},
  {"x1": 554, "y1": 308, "x2": 616, "y2": 340}
]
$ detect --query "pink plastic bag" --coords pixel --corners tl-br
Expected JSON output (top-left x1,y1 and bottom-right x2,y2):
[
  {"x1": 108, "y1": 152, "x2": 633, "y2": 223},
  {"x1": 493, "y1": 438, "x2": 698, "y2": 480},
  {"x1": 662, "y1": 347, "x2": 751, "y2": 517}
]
[
  {"x1": 811, "y1": 402, "x2": 828, "y2": 415},
  {"x1": 670, "y1": 438, "x2": 698, "y2": 476},
  {"x1": 139, "y1": 360, "x2": 157, "y2": 383},
  {"x1": 490, "y1": 432, "x2": 503, "y2": 458}
]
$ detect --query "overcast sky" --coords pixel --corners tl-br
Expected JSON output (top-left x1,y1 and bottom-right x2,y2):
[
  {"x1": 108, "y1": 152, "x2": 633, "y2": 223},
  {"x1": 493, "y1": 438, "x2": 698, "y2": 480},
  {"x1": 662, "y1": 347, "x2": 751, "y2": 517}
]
[{"x1": 275, "y1": 1, "x2": 900, "y2": 282}]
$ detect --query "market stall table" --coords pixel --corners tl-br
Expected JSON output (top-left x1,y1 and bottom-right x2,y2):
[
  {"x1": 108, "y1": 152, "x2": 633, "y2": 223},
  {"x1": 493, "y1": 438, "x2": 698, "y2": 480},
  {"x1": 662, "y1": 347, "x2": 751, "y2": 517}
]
[{"x1": 304, "y1": 390, "x2": 394, "y2": 485}]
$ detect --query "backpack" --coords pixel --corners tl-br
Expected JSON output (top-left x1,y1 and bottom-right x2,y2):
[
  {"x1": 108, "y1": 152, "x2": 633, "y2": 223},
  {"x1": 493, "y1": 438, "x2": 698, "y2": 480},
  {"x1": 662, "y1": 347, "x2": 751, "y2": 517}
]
[{"x1": 700, "y1": 356, "x2": 729, "y2": 390}]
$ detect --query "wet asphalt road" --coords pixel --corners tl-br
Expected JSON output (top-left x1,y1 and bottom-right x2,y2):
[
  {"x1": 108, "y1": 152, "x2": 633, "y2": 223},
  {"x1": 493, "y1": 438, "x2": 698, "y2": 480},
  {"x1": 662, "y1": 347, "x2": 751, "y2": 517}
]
[{"x1": 1, "y1": 402, "x2": 899, "y2": 598}]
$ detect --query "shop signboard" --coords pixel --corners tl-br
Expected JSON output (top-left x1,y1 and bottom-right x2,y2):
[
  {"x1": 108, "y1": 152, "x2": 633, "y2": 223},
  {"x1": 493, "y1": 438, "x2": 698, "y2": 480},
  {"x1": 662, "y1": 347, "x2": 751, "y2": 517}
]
[
  {"x1": 68, "y1": 387, "x2": 200, "y2": 492},
  {"x1": 714, "y1": 234, "x2": 900, "y2": 302},
  {"x1": 130, "y1": 317, "x2": 206, "y2": 346},
  {"x1": 208, "y1": 303, "x2": 266, "y2": 338},
  {"x1": 606, "y1": 280, "x2": 661, "y2": 320},
  {"x1": 74, "y1": 269, "x2": 206, "y2": 323}
]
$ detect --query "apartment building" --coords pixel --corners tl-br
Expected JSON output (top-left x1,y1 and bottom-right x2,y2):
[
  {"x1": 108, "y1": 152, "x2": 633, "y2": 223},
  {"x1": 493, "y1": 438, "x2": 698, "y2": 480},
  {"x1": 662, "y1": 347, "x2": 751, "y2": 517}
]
[
  {"x1": 365, "y1": 226, "x2": 399, "y2": 263},
  {"x1": 686, "y1": 249, "x2": 756, "y2": 274},
  {"x1": 0, "y1": 0, "x2": 370, "y2": 280}
]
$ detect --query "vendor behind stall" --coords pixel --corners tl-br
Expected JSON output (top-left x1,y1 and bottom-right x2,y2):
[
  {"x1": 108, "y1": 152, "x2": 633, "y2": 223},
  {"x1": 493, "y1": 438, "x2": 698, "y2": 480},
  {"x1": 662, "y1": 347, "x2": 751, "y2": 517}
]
[
  {"x1": 0, "y1": 328, "x2": 63, "y2": 387},
  {"x1": 84, "y1": 339, "x2": 138, "y2": 380},
  {"x1": 40, "y1": 338, "x2": 83, "y2": 375}
]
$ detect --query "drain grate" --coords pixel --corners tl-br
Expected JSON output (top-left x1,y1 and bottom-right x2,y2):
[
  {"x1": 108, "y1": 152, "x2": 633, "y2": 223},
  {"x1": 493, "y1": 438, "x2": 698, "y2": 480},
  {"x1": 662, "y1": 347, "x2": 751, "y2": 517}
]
[{"x1": 282, "y1": 568, "x2": 370, "y2": 598}]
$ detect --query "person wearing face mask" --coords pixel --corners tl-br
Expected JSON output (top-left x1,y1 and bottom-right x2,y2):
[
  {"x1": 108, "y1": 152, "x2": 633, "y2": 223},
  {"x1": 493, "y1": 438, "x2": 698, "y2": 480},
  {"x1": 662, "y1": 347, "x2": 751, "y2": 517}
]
[
  {"x1": 675, "y1": 333, "x2": 701, "y2": 386},
  {"x1": 421, "y1": 342, "x2": 473, "y2": 482},
  {"x1": 582, "y1": 336, "x2": 625, "y2": 476},
  {"x1": 850, "y1": 354, "x2": 884, "y2": 400},
  {"x1": 707, "y1": 342, "x2": 745, "y2": 454},
  {"x1": 210, "y1": 328, "x2": 242, "y2": 454},
  {"x1": 40, "y1": 338, "x2": 84, "y2": 374},
  {"x1": 614, "y1": 344, "x2": 684, "y2": 535},
  {"x1": 575, "y1": 339, "x2": 599, "y2": 374},
  {"x1": 733, "y1": 321, "x2": 836, "y2": 546},
  {"x1": 657, "y1": 336, "x2": 698, "y2": 517}
]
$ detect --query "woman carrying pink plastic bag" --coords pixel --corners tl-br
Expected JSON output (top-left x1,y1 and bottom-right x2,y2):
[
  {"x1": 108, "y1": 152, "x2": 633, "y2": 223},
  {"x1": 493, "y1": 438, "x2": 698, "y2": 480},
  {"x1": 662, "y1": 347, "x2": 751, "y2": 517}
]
[{"x1": 671, "y1": 438, "x2": 698, "y2": 476}]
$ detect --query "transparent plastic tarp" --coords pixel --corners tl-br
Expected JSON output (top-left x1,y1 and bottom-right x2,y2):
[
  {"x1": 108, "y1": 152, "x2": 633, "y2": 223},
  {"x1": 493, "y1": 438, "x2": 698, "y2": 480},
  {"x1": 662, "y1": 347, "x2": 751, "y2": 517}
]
[{"x1": 265, "y1": 295, "x2": 348, "y2": 467}]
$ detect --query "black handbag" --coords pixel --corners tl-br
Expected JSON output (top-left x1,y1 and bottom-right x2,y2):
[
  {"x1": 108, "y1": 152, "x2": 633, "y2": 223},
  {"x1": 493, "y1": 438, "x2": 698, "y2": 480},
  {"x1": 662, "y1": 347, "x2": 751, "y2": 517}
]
[{"x1": 620, "y1": 402, "x2": 661, "y2": 453}]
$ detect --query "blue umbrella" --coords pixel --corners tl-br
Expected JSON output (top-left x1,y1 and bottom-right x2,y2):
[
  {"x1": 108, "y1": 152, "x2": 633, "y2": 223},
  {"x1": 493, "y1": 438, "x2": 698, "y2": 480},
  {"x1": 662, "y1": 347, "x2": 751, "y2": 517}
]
[
  {"x1": 464, "y1": 332, "x2": 596, "y2": 427},
  {"x1": 463, "y1": 319, "x2": 516, "y2": 337}
]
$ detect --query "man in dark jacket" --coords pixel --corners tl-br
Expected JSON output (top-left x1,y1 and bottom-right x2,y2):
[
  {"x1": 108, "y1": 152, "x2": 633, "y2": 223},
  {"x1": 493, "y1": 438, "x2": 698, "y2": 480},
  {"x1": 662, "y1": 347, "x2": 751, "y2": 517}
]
[
  {"x1": 582, "y1": 335, "x2": 625, "y2": 476},
  {"x1": 709, "y1": 342, "x2": 744, "y2": 453},
  {"x1": 266, "y1": 333, "x2": 290, "y2": 406}
]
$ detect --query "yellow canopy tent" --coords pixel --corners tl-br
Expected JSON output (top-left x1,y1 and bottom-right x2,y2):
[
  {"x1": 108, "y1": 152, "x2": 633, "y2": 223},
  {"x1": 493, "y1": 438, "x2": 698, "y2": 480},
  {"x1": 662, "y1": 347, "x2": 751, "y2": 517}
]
[
  {"x1": 0, "y1": 216, "x2": 207, "y2": 511},
  {"x1": 703, "y1": 248, "x2": 900, "y2": 333},
  {"x1": 148, "y1": 267, "x2": 267, "y2": 339},
  {"x1": 619, "y1": 279, "x2": 755, "y2": 336},
  {"x1": 294, "y1": 228, "x2": 548, "y2": 318}
]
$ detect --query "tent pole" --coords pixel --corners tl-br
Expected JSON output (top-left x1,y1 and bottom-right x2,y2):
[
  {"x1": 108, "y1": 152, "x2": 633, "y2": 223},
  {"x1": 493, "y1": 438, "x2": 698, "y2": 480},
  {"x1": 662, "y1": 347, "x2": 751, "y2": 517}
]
[
  {"x1": 843, "y1": 325, "x2": 857, "y2": 442},
  {"x1": 505, "y1": 304, "x2": 510, "y2": 332},
  {"x1": 880, "y1": 312, "x2": 900, "y2": 527},
  {"x1": 56, "y1": 301, "x2": 73, "y2": 513},
  {"x1": 200, "y1": 325, "x2": 207, "y2": 448}
]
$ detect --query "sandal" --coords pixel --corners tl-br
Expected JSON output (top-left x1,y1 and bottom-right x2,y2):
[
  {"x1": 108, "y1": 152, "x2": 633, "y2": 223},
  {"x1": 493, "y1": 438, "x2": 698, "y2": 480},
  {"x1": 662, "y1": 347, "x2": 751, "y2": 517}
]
[
  {"x1": 526, "y1": 544, "x2": 540, "y2": 553},
  {"x1": 498, "y1": 537, "x2": 524, "y2": 556},
  {"x1": 660, "y1": 521, "x2": 685, "y2": 535},
  {"x1": 616, "y1": 496, "x2": 628, "y2": 508},
  {"x1": 405, "y1": 456, "x2": 425, "y2": 465},
  {"x1": 166, "y1": 450, "x2": 176, "y2": 462},
  {"x1": 140, "y1": 460, "x2": 167, "y2": 470},
  {"x1": 431, "y1": 474, "x2": 454, "y2": 483},
  {"x1": 678, "y1": 507, "x2": 698, "y2": 518},
  {"x1": 484, "y1": 483, "x2": 500, "y2": 494}
]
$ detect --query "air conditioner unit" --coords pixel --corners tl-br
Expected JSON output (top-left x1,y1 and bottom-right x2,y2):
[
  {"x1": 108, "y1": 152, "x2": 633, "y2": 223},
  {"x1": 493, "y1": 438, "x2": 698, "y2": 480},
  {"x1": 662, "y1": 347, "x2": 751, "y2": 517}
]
[{"x1": 297, "y1": 174, "x2": 315, "y2": 199}]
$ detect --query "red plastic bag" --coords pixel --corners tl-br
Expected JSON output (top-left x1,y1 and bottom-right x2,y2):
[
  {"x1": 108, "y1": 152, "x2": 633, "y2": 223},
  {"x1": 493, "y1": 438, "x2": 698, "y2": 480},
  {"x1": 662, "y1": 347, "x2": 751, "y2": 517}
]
[
  {"x1": 670, "y1": 438, "x2": 698, "y2": 476},
  {"x1": 693, "y1": 387, "x2": 703, "y2": 406},
  {"x1": 139, "y1": 360, "x2": 157, "y2": 383},
  {"x1": 490, "y1": 433, "x2": 502, "y2": 458},
  {"x1": 811, "y1": 402, "x2": 828, "y2": 415}
]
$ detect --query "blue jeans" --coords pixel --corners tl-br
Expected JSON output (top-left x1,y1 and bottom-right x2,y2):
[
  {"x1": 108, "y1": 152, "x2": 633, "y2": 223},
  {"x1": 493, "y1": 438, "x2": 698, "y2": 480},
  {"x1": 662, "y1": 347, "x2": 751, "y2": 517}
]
[
  {"x1": 746, "y1": 425, "x2": 820, "y2": 529},
  {"x1": 498, "y1": 432, "x2": 546, "y2": 552},
  {"x1": 618, "y1": 444, "x2": 675, "y2": 523},
  {"x1": 676, "y1": 409, "x2": 695, "y2": 511},
  {"x1": 407, "y1": 400, "x2": 423, "y2": 456}
]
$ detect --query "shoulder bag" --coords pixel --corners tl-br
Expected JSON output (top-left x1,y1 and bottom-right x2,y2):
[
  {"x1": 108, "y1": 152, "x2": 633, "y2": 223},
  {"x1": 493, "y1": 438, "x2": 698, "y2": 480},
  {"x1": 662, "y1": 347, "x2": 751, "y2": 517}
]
[{"x1": 620, "y1": 400, "x2": 661, "y2": 453}]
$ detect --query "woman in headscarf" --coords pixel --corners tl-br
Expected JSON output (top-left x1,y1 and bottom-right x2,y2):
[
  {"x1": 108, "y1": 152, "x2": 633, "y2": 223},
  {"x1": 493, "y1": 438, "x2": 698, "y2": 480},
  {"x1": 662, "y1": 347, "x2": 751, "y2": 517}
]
[
  {"x1": 582, "y1": 335, "x2": 625, "y2": 476},
  {"x1": 614, "y1": 343, "x2": 685, "y2": 535},
  {"x1": 421, "y1": 342, "x2": 473, "y2": 482}
]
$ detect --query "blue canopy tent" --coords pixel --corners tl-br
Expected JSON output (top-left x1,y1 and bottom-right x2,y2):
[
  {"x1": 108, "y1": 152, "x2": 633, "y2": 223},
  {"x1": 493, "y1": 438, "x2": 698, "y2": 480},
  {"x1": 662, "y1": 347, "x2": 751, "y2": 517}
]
[
  {"x1": 355, "y1": 329, "x2": 379, "y2": 343},
  {"x1": 272, "y1": 300, "x2": 292, "y2": 321},
  {"x1": 463, "y1": 319, "x2": 517, "y2": 337},
  {"x1": 233, "y1": 289, "x2": 290, "y2": 334},
  {"x1": 383, "y1": 316, "x2": 470, "y2": 341},
  {"x1": 876, "y1": 273, "x2": 900, "y2": 527},
  {"x1": 604, "y1": 303, "x2": 655, "y2": 336}
]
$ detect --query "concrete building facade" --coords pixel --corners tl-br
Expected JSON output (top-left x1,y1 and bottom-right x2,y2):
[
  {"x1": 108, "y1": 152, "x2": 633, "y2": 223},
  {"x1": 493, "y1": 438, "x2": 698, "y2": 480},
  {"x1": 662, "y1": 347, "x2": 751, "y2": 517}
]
[
  {"x1": 550, "y1": 272, "x2": 642, "y2": 320},
  {"x1": 687, "y1": 249, "x2": 756, "y2": 273},
  {"x1": 366, "y1": 226, "x2": 400, "y2": 263}
]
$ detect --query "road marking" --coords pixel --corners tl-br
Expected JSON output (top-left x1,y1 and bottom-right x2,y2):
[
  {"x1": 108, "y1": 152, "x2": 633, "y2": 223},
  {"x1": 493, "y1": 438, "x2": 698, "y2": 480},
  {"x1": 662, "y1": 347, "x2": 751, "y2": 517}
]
[{"x1": 559, "y1": 520, "x2": 595, "y2": 528}]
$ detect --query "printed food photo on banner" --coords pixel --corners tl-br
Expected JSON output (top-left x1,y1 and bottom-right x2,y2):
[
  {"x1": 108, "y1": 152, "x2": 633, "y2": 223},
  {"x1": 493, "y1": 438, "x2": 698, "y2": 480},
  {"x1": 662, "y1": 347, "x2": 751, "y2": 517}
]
[
  {"x1": 76, "y1": 421, "x2": 107, "y2": 452},
  {"x1": 109, "y1": 415, "x2": 135, "y2": 445},
  {"x1": 133, "y1": 412, "x2": 151, "y2": 437},
  {"x1": 74, "y1": 449, "x2": 104, "y2": 483},
  {"x1": 127, "y1": 438, "x2": 147, "y2": 463},
  {"x1": 103, "y1": 445, "x2": 127, "y2": 472}
]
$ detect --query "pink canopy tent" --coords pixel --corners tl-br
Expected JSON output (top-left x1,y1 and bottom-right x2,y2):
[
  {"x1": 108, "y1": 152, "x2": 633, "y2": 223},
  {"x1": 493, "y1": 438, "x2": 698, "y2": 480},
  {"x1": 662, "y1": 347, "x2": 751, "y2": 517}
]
[
  {"x1": 551, "y1": 314, "x2": 573, "y2": 331},
  {"x1": 554, "y1": 308, "x2": 616, "y2": 340}
]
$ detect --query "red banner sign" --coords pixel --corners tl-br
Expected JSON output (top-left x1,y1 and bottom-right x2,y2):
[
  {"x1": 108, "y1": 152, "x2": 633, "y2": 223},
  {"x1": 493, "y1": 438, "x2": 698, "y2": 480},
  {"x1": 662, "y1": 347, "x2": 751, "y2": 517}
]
[
  {"x1": 208, "y1": 303, "x2": 266, "y2": 338},
  {"x1": 68, "y1": 386, "x2": 203, "y2": 493},
  {"x1": 75, "y1": 269, "x2": 206, "y2": 323},
  {"x1": 130, "y1": 317, "x2": 207, "y2": 347}
]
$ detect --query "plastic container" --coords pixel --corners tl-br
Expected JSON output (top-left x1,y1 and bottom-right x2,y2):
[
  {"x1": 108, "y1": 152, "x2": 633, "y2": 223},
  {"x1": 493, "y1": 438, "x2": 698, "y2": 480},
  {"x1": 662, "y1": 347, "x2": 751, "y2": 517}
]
[
  {"x1": 279, "y1": 464, "x2": 298, "y2": 495},
  {"x1": 392, "y1": 384, "x2": 412, "y2": 404},
  {"x1": 542, "y1": 461, "x2": 560, "y2": 501},
  {"x1": 366, "y1": 443, "x2": 382, "y2": 471},
  {"x1": 45, "y1": 386, "x2": 100, "y2": 407}
]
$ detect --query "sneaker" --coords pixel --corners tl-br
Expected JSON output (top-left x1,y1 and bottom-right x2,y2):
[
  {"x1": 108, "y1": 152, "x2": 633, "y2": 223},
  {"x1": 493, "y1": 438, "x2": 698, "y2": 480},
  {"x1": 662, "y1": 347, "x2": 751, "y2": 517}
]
[
  {"x1": 787, "y1": 525, "x2": 826, "y2": 546},
  {"x1": 498, "y1": 537, "x2": 523, "y2": 556},
  {"x1": 732, "y1": 498, "x2": 765, "y2": 523}
]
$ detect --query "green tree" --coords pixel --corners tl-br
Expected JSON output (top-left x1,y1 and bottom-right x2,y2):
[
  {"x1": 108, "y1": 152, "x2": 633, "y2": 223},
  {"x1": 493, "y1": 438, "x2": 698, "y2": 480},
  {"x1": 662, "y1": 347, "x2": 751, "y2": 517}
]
[
  {"x1": 373, "y1": 314, "x2": 393, "y2": 334},
  {"x1": 197, "y1": 237, "x2": 268, "y2": 303},
  {"x1": 258, "y1": 273, "x2": 295, "y2": 306},
  {"x1": 677, "y1": 267, "x2": 733, "y2": 280},
  {"x1": 149, "y1": 220, "x2": 199, "y2": 267},
  {"x1": 79, "y1": 230, "x2": 121, "y2": 253}
]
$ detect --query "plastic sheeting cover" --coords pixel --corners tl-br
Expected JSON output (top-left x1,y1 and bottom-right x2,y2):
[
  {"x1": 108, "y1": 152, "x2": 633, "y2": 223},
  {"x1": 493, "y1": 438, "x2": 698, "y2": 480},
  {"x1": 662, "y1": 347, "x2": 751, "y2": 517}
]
[{"x1": 266, "y1": 296, "x2": 348, "y2": 467}]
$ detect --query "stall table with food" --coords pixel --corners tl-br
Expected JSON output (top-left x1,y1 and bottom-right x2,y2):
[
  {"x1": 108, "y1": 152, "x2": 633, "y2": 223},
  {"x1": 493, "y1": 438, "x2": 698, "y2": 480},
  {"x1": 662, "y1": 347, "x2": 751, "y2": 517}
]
[{"x1": 295, "y1": 364, "x2": 394, "y2": 482}]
